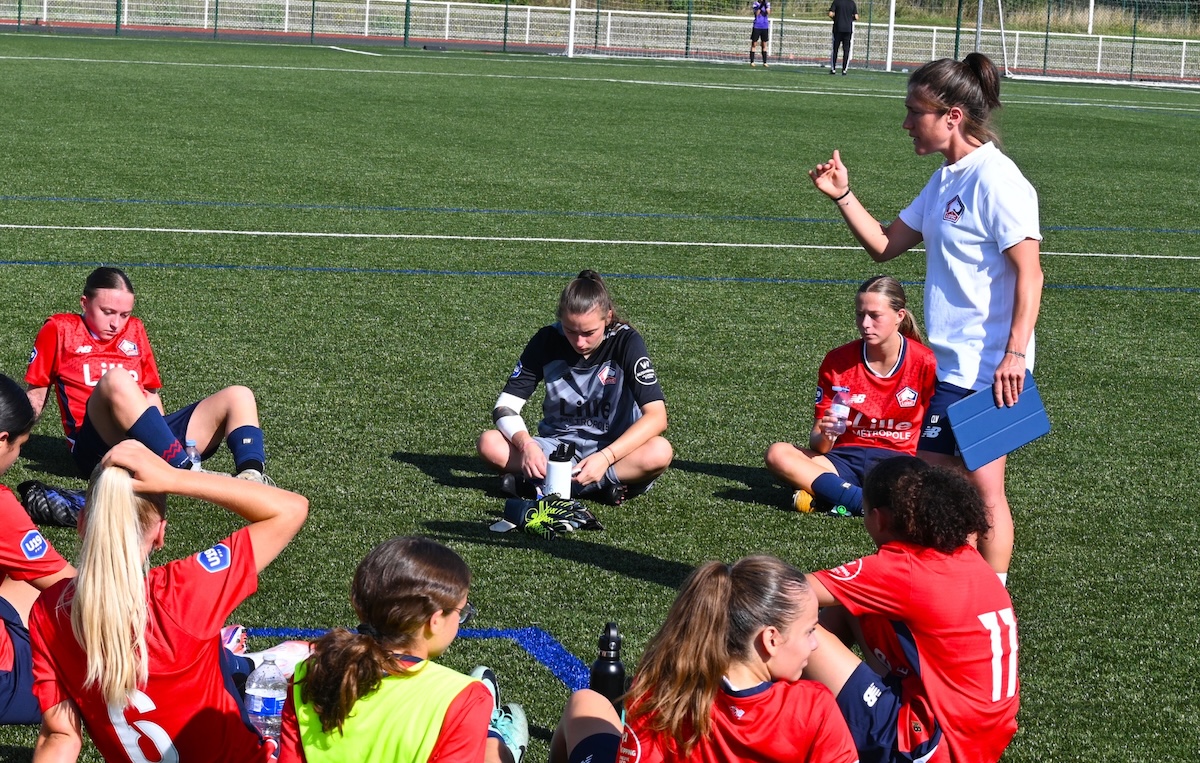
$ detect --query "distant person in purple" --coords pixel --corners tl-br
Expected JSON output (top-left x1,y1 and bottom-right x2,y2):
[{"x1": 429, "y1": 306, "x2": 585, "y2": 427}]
[
  {"x1": 750, "y1": 0, "x2": 770, "y2": 67},
  {"x1": 828, "y1": 0, "x2": 858, "y2": 74}
]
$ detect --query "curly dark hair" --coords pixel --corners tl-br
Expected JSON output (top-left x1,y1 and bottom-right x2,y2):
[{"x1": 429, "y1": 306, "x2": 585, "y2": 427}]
[{"x1": 863, "y1": 456, "x2": 990, "y2": 553}]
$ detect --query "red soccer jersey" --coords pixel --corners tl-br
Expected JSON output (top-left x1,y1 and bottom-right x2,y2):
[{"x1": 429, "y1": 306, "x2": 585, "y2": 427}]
[
  {"x1": 619, "y1": 679, "x2": 858, "y2": 763},
  {"x1": 814, "y1": 543, "x2": 1019, "y2": 763},
  {"x1": 31, "y1": 527, "x2": 269, "y2": 763},
  {"x1": 813, "y1": 338, "x2": 937, "y2": 454},
  {"x1": 0, "y1": 486, "x2": 68, "y2": 672},
  {"x1": 25, "y1": 313, "x2": 162, "y2": 448}
]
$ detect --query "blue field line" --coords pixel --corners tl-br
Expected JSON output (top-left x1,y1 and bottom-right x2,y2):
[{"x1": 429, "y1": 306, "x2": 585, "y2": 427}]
[
  {"x1": 4, "y1": 259, "x2": 1198, "y2": 293},
  {"x1": 248, "y1": 626, "x2": 590, "y2": 691},
  {"x1": 3, "y1": 193, "x2": 1200, "y2": 235}
]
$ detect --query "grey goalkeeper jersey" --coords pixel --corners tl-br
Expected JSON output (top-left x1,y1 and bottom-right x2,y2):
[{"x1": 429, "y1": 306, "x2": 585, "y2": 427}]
[{"x1": 502, "y1": 322, "x2": 665, "y2": 449}]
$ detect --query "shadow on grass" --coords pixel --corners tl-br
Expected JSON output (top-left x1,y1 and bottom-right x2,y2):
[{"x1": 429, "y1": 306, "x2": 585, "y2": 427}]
[
  {"x1": 670, "y1": 458, "x2": 791, "y2": 510},
  {"x1": 392, "y1": 451, "x2": 794, "y2": 511},
  {"x1": 421, "y1": 519, "x2": 693, "y2": 591},
  {"x1": 0, "y1": 746, "x2": 31, "y2": 763},
  {"x1": 390, "y1": 451, "x2": 510, "y2": 496},
  {"x1": 17, "y1": 434, "x2": 81, "y2": 481}
]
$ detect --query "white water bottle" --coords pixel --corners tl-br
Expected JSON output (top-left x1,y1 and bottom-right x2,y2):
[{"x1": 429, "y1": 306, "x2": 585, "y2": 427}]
[
  {"x1": 543, "y1": 442, "x2": 576, "y2": 498},
  {"x1": 244, "y1": 656, "x2": 286, "y2": 741},
  {"x1": 829, "y1": 386, "x2": 851, "y2": 436},
  {"x1": 184, "y1": 439, "x2": 202, "y2": 471}
]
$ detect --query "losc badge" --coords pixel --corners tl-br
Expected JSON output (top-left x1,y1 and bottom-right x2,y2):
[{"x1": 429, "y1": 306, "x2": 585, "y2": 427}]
[{"x1": 196, "y1": 543, "x2": 232, "y2": 573}]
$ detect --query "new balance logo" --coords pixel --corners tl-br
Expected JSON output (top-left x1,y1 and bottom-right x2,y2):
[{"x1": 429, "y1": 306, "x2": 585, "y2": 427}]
[
  {"x1": 922, "y1": 426, "x2": 942, "y2": 439},
  {"x1": 863, "y1": 683, "x2": 882, "y2": 708}
]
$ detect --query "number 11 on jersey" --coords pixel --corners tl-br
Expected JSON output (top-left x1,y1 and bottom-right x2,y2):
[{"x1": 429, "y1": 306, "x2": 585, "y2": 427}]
[{"x1": 978, "y1": 608, "x2": 1018, "y2": 703}]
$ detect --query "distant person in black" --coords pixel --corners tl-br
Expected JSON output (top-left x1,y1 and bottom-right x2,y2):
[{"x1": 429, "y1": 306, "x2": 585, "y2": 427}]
[{"x1": 828, "y1": 0, "x2": 858, "y2": 74}]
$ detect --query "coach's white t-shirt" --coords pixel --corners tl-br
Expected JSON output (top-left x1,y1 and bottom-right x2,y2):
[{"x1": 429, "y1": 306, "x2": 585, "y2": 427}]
[{"x1": 899, "y1": 142, "x2": 1041, "y2": 390}]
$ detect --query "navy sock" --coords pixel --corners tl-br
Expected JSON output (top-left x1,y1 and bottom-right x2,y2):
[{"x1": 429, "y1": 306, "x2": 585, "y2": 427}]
[
  {"x1": 128, "y1": 408, "x2": 190, "y2": 468},
  {"x1": 812, "y1": 473, "x2": 864, "y2": 516},
  {"x1": 227, "y1": 425, "x2": 266, "y2": 474}
]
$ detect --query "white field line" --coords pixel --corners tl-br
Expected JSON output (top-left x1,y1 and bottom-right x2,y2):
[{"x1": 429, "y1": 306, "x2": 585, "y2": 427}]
[
  {"x1": 1, "y1": 223, "x2": 1196, "y2": 260},
  {"x1": 3, "y1": 53, "x2": 1200, "y2": 112},
  {"x1": 328, "y1": 46, "x2": 383, "y2": 56}
]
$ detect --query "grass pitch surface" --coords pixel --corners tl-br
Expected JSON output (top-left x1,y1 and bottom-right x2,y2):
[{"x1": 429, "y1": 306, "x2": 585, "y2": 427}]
[{"x1": 1, "y1": 32, "x2": 1198, "y2": 762}]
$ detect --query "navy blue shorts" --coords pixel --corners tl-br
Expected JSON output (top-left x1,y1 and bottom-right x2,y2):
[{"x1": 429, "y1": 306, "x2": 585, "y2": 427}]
[
  {"x1": 568, "y1": 732, "x2": 621, "y2": 763},
  {"x1": 916, "y1": 381, "x2": 972, "y2": 457},
  {"x1": 825, "y1": 446, "x2": 902, "y2": 488},
  {"x1": 837, "y1": 662, "x2": 941, "y2": 763},
  {"x1": 0, "y1": 597, "x2": 41, "y2": 724},
  {"x1": 73, "y1": 401, "x2": 201, "y2": 475}
]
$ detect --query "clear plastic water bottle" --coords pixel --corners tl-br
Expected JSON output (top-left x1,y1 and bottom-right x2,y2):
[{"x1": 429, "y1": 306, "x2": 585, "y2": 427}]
[
  {"x1": 244, "y1": 656, "x2": 286, "y2": 741},
  {"x1": 829, "y1": 386, "x2": 851, "y2": 436},
  {"x1": 184, "y1": 439, "x2": 202, "y2": 471},
  {"x1": 589, "y1": 622, "x2": 626, "y2": 714}
]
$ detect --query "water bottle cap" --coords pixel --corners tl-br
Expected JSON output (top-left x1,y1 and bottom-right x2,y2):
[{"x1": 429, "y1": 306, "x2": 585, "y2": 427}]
[
  {"x1": 185, "y1": 439, "x2": 197, "y2": 447},
  {"x1": 598, "y1": 622, "x2": 622, "y2": 651}
]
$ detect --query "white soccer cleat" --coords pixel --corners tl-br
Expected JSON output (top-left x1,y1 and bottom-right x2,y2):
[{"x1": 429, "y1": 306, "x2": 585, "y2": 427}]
[{"x1": 236, "y1": 469, "x2": 277, "y2": 486}]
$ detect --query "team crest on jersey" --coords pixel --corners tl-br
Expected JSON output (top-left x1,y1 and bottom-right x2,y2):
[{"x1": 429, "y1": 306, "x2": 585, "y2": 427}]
[
  {"x1": 617, "y1": 727, "x2": 642, "y2": 762},
  {"x1": 596, "y1": 362, "x2": 619, "y2": 386},
  {"x1": 814, "y1": 387, "x2": 823, "y2": 404},
  {"x1": 118, "y1": 340, "x2": 139, "y2": 357},
  {"x1": 196, "y1": 543, "x2": 232, "y2": 573},
  {"x1": 27, "y1": 348, "x2": 37, "y2": 365},
  {"x1": 896, "y1": 386, "x2": 919, "y2": 408},
  {"x1": 827, "y1": 558, "x2": 865, "y2": 581},
  {"x1": 633, "y1": 357, "x2": 657, "y2": 386},
  {"x1": 509, "y1": 361, "x2": 523, "y2": 379},
  {"x1": 943, "y1": 195, "x2": 965, "y2": 223},
  {"x1": 21, "y1": 530, "x2": 49, "y2": 560}
]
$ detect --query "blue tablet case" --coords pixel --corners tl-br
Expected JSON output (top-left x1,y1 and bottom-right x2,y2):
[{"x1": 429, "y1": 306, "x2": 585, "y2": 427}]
[{"x1": 948, "y1": 371, "x2": 1050, "y2": 470}]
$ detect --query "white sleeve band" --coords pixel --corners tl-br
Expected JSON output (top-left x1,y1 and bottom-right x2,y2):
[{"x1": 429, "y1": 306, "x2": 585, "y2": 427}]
[{"x1": 494, "y1": 392, "x2": 529, "y2": 443}]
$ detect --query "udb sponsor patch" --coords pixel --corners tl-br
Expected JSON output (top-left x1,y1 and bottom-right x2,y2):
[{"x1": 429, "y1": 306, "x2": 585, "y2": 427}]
[{"x1": 196, "y1": 543, "x2": 232, "y2": 573}]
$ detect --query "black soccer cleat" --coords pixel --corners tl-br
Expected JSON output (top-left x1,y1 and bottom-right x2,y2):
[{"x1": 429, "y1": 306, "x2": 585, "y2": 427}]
[
  {"x1": 500, "y1": 473, "x2": 537, "y2": 500},
  {"x1": 18, "y1": 480, "x2": 86, "y2": 528}
]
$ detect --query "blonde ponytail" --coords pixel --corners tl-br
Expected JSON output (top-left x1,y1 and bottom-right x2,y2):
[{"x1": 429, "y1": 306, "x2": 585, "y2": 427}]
[{"x1": 70, "y1": 466, "x2": 166, "y2": 707}]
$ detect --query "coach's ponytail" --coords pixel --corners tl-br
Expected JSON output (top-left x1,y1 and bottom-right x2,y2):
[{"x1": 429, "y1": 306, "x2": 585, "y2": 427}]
[
  {"x1": 299, "y1": 536, "x2": 471, "y2": 734},
  {"x1": 70, "y1": 466, "x2": 166, "y2": 707},
  {"x1": 626, "y1": 556, "x2": 810, "y2": 756},
  {"x1": 908, "y1": 53, "x2": 1002, "y2": 148}
]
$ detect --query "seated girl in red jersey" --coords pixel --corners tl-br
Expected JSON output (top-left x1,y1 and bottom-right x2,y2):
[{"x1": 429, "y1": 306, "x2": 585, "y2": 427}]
[
  {"x1": 478, "y1": 270, "x2": 673, "y2": 505},
  {"x1": 29, "y1": 440, "x2": 308, "y2": 763},
  {"x1": 548, "y1": 556, "x2": 858, "y2": 763},
  {"x1": 279, "y1": 536, "x2": 528, "y2": 763},
  {"x1": 766, "y1": 275, "x2": 936, "y2": 516},
  {"x1": 803, "y1": 457, "x2": 1019, "y2": 763},
  {"x1": 0, "y1": 375, "x2": 76, "y2": 725},
  {"x1": 25, "y1": 266, "x2": 272, "y2": 483}
]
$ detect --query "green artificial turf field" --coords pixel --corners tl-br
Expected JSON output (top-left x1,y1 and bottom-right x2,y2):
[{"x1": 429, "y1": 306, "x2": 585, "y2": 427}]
[{"x1": 0, "y1": 31, "x2": 1198, "y2": 761}]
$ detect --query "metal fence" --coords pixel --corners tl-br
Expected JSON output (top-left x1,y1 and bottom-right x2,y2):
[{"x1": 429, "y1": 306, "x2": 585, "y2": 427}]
[{"x1": 2, "y1": 0, "x2": 1197, "y2": 82}]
